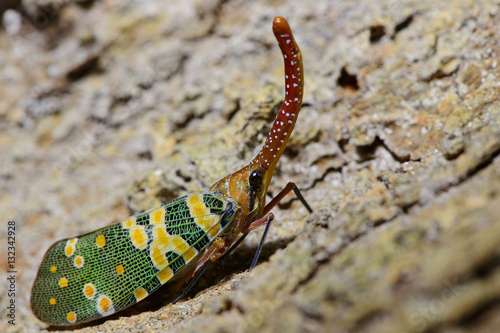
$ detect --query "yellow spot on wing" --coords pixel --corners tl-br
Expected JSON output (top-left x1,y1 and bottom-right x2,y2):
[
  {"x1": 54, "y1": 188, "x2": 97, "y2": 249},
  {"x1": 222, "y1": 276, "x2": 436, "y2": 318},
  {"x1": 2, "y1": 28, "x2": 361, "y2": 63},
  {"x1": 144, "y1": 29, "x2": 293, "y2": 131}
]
[
  {"x1": 83, "y1": 283, "x2": 96, "y2": 299},
  {"x1": 122, "y1": 218, "x2": 136, "y2": 229},
  {"x1": 187, "y1": 194, "x2": 221, "y2": 238},
  {"x1": 116, "y1": 264, "x2": 124, "y2": 275},
  {"x1": 157, "y1": 267, "x2": 174, "y2": 284},
  {"x1": 101, "y1": 298, "x2": 110, "y2": 312},
  {"x1": 96, "y1": 235, "x2": 106, "y2": 248},
  {"x1": 64, "y1": 238, "x2": 78, "y2": 257},
  {"x1": 204, "y1": 217, "x2": 221, "y2": 238},
  {"x1": 134, "y1": 287, "x2": 148, "y2": 301},
  {"x1": 50, "y1": 266, "x2": 57, "y2": 273},
  {"x1": 149, "y1": 225, "x2": 197, "y2": 269},
  {"x1": 129, "y1": 225, "x2": 148, "y2": 250},
  {"x1": 74, "y1": 255, "x2": 84, "y2": 268},
  {"x1": 96, "y1": 295, "x2": 114, "y2": 316},
  {"x1": 187, "y1": 195, "x2": 210, "y2": 218},
  {"x1": 150, "y1": 246, "x2": 167, "y2": 269},
  {"x1": 151, "y1": 208, "x2": 165, "y2": 224},
  {"x1": 152, "y1": 224, "x2": 168, "y2": 244},
  {"x1": 67, "y1": 312, "x2": 76, "y2": 323},
  {"x1": 49, "y1": 298, "x2": 56, "y2": 305},
  {"x1": 59, "y1": 278, "x2": 68, "y2": 288},
  {"x1": 173, "y1": 237, "x2": 197, "y2": 262},
  {"x1": 65, "y1": 245, "x2": 73, "y2": 257}
]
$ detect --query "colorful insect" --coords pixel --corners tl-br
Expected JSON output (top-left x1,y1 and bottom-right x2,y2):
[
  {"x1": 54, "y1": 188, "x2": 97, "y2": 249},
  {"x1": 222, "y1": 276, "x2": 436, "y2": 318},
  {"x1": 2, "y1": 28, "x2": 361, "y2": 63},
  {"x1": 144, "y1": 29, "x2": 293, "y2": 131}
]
[{"x1": 31, "y1": 16, "x2": 310, "y2": 326}]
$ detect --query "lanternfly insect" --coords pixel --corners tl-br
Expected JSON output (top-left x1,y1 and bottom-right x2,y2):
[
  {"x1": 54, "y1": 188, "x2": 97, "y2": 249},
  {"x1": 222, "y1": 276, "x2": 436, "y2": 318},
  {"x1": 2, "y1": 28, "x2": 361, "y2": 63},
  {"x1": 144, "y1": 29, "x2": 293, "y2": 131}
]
[{"x1": 31, "y1": 16, "x2": 311, "y2": 326}]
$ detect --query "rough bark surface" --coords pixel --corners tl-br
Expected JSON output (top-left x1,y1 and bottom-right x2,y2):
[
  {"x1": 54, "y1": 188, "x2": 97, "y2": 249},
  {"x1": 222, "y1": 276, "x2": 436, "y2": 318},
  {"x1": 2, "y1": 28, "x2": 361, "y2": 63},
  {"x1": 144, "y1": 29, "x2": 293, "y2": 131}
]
[{"x1": 1, "y1": 0, "x2": 500, "y2": 332}]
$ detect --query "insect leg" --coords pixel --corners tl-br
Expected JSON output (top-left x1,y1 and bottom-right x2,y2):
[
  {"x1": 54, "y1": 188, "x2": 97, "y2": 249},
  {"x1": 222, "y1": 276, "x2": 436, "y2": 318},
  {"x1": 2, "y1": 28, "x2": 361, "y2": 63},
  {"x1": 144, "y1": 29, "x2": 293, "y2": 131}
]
[
  {"x1": 293, "y1": 185, "x2": 313, "y2": 214},
  {"x1": 262, "y1": 182, "x2": 313, "y2": 216},
  {"x1": 219, "y1": 232, "x2": 249, "y2": 263},
  {"x1": 172, "y1": 261, "x2": 211, "y2": 304},
  {"x1": 221, "y1": 184, "x2": 312, "y2": 266},
  {"x1": 172, "y1": 237, "x2": 227, "y2": 302},
  {"x1": 246, "y1": 183, "x2": 313, "y2": 270},
  {"x1": 249, "y1": 214, "x2": 274, "y2": 270}
]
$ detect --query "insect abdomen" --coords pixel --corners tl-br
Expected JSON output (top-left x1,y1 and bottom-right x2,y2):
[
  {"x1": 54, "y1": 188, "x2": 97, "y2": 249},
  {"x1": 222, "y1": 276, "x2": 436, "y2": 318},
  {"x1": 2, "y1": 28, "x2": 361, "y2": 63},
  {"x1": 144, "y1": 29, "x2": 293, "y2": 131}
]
[{"x1": 31, "y1": 192, "x2": 235, "y2": 325}]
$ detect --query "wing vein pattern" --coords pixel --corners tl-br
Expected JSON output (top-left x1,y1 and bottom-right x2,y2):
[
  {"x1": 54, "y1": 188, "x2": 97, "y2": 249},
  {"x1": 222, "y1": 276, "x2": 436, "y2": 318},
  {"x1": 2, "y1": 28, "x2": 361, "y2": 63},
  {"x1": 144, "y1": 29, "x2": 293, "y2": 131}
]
[{"x1": 31, "y1": 190, "x2": 235, "y2": 325}]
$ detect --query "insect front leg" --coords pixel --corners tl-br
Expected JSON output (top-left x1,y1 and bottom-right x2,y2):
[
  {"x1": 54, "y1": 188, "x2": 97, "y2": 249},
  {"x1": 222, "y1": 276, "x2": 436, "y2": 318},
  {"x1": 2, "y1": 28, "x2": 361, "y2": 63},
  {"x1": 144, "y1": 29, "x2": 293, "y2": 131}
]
[
  {"x1": 244, "y1": 214, "x2": 274, "y2": 270},
  {"x1": 241, "y1": 213, "x2": 275, "y2": 233},
  {"x1": 172, "y1": 236, "x2": 229, "y2": 303},
  {"x1": 245, "y1": 182, "x2": 313, "y2": 270},
  {"x1": 262, "y1": 182, "x2": 313, "y2": 216}
]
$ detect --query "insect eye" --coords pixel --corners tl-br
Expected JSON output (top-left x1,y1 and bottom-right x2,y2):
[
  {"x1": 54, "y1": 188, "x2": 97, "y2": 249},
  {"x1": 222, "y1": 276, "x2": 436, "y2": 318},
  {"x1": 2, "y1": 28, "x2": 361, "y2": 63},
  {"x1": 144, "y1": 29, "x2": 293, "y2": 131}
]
[{"x1": 249, "y1": 169, "x2": 262, "y2": 190}]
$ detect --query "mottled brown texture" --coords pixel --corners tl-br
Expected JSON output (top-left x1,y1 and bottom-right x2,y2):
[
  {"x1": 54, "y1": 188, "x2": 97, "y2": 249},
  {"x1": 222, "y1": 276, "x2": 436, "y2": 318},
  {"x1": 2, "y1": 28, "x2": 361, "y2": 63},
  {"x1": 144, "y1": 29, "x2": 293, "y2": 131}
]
[{"x1": 1, "y1": 0, "x2": 500, "y2": 332}]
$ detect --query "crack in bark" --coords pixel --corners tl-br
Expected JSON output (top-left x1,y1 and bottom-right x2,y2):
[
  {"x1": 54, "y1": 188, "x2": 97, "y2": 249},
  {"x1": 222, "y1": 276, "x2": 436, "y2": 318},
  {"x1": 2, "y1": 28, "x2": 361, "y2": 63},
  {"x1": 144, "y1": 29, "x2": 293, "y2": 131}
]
[{"x1": 291, "y1": 144, "x2": 500, "y2": 299}]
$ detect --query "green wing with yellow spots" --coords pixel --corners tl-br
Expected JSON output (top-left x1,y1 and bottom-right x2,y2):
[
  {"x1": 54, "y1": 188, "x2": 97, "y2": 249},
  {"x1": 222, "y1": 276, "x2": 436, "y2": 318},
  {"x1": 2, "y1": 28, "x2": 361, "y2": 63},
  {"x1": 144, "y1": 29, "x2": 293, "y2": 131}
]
[{"x1": 31, "y1": 190, "x2": 236, "y2": 325}]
